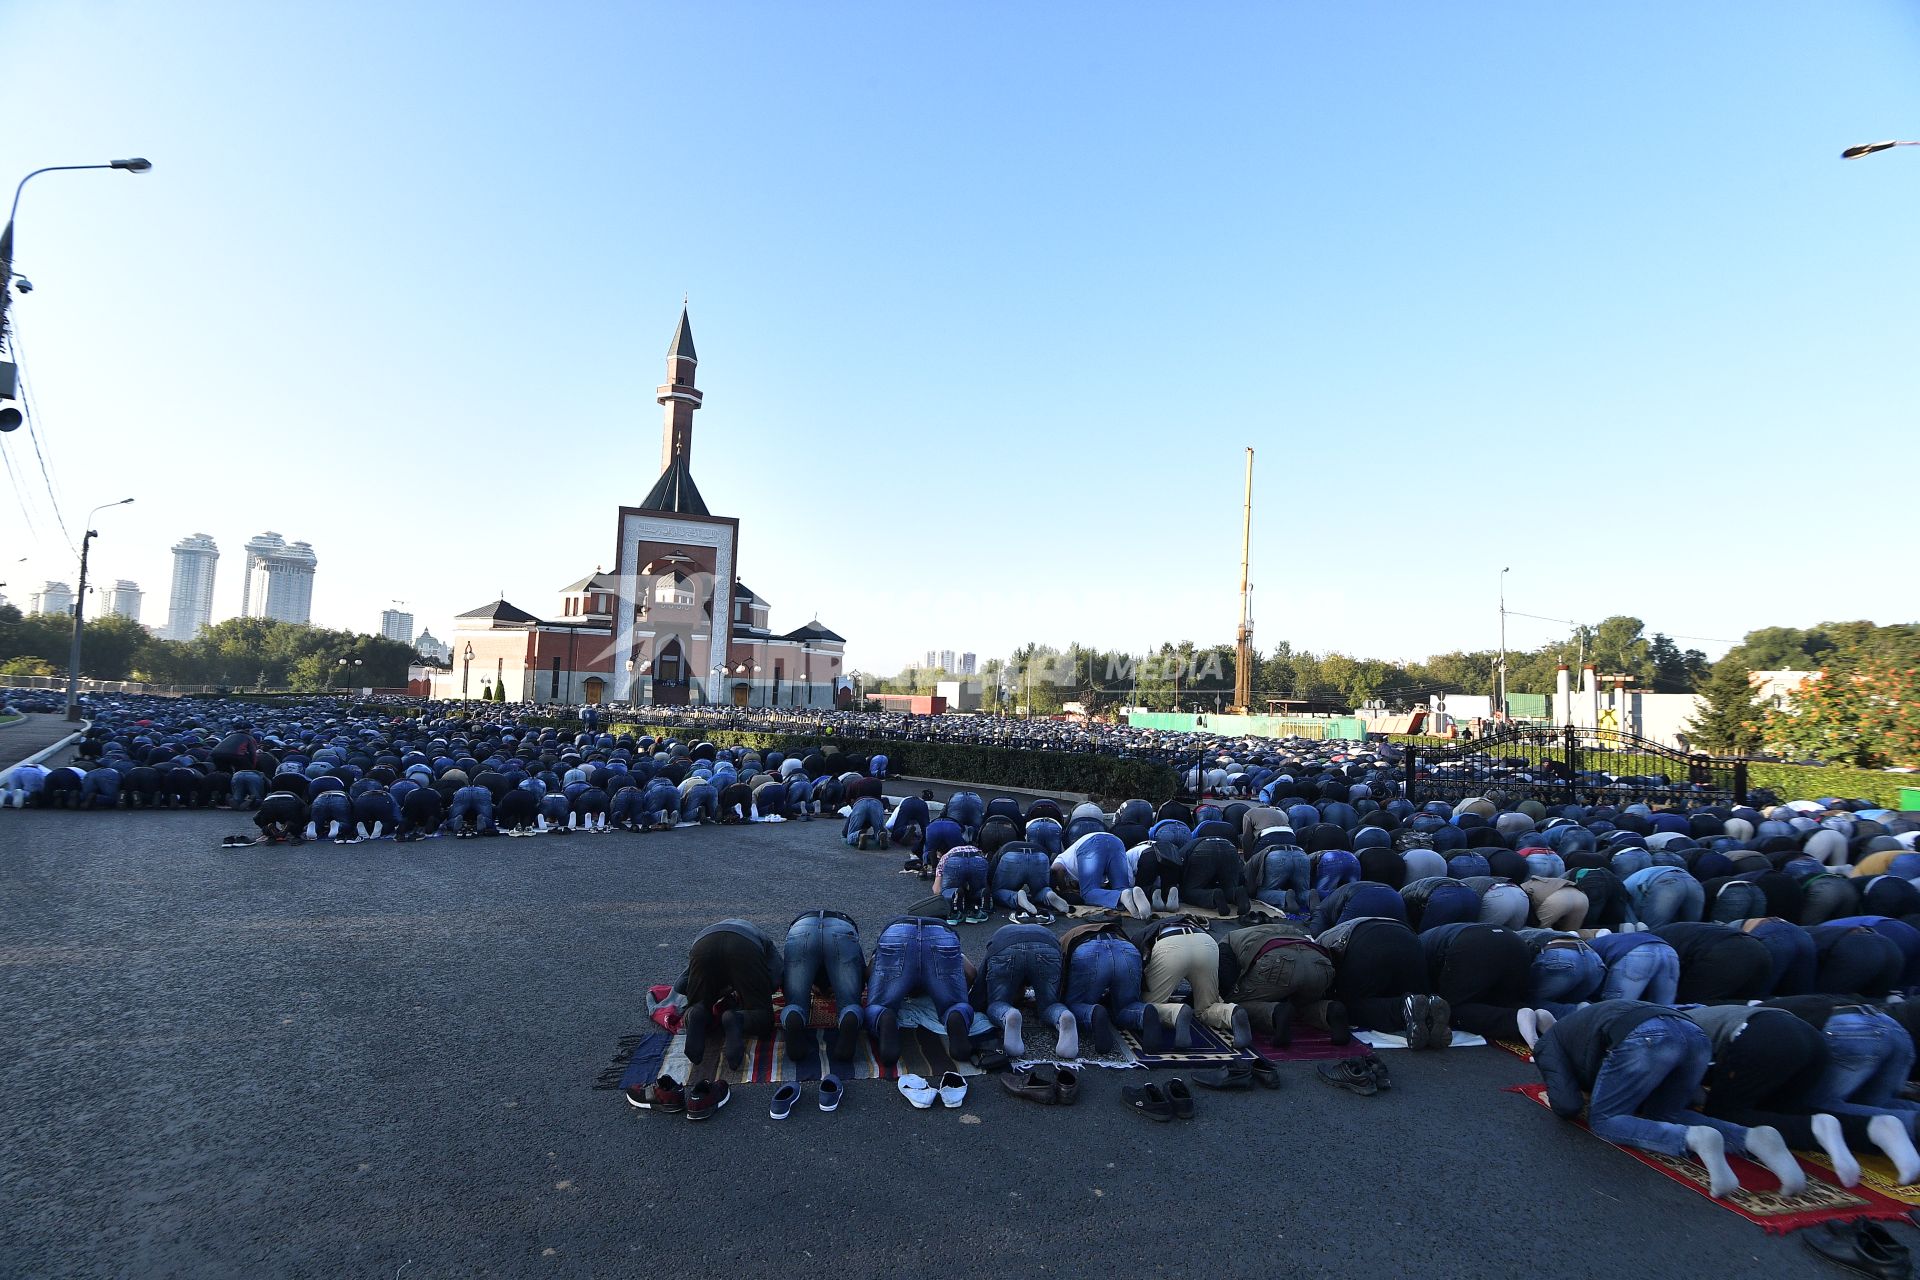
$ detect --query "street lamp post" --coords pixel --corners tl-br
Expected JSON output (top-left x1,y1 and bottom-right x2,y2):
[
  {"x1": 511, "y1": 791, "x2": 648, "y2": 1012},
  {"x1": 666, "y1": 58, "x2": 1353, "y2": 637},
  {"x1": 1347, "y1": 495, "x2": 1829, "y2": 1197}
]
[
  {"x1": 65, "y1": 498, "x2": 134, "y2": 721},
  {"x1": 1, "y1": 159, "x2": 152, "y2": 429},
  {"x1": 462, "y1": 641, "x2": 474, "y2": 707},
  {"x1": 1497, "y1": 566, "x2": 1510, "y2": 724},
  {"x1": 1842, "y1": 140, "x2": 1920, "y2": 160},
  {"x1": 335, "y1": 656, "x2": 363, "y2": 692}
]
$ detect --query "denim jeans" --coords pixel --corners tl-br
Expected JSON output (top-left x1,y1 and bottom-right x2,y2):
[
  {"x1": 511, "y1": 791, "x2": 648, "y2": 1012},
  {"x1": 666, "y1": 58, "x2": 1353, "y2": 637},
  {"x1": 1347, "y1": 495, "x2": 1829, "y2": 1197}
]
[
  {"x1": 982, "y1": 931, "x2": 1068, "y2": 1027},
  {"x1": 1809, "y1": 1009, "x2": 1920, "y2": 1136},
  {"x1": 1254, "y1": 846, "x2": 1312, "y2": 913},
  {"x1": 311, "y1": 791, "x2": 354, "y2": 833},
  {"x1": 610, "y1": 788, "x2": 646, "y2": 826},
  {"x1": 1062, "y1": 934, "x2": 1151, "y2": 1033},
  {"x1": 843, "y1": 796, "x2": 886, "y2": 845},
  {"x1": 82, "y1": 770, "x2": 121, "y2": 808},
  {"x1": 228, "y1": 770, "x2": 267, "y2": 807},
  {"x1": 682, "y1": 784, "x2": 719, "y2": 823},
  {"x1": 1069, "y1": 833, "x2": 1134, "y2": 909},
  {"x1": 783, "y1": 912, "x2": 866, "y2": 1025},
  {"x1": 1530, "y1": 943, "x2": 1605, "y2": 1012},
  {"x1": 1610, "y1": 849, "x2": 1653, "y2": 878},
  {"x1": 641, "y1": 785, "x2": 680, "y2": 825},
  {"x1": 938, "y1": 851, "x2": 989, "y2": 904},
  {"x1": 448, "y1": 786, "x2": 494, "y2": 832},
  {"x1": 1066, "y1": 816, "x2": 1106, "y2": 845},
  {"x1": 992, "y1": 848, "x2": 1051, "y2": 909},
  {"x1": 1628, "y1": 870, "x2": 1703, "y2": 928},
  {"x1": 1587, "y1": 1016, "x2": 1752, "y2": 1158},
  {"x1": 864, "y1": 919, "x2": 972, "y2": 1028},
  {"x1": 1025, "y1": 819, "x2": 1064, "y2": 855},
  {"x1": 1599, "y1": 941, "x2": 1680, "y2": 1004},
  {"x1": 945, "y1": 792, "x2": 985, "y2": 838},
  {"x1": 1709, "y1": 882, "x2": 1765, "y2": 924}
]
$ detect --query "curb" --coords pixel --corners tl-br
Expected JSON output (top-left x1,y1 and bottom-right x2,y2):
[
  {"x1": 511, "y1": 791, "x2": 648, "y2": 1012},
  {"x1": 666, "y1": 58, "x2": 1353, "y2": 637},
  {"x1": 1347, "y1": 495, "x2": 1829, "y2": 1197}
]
[{"x1": 5, "y1": 719, "x2": 89, "y2": 773}]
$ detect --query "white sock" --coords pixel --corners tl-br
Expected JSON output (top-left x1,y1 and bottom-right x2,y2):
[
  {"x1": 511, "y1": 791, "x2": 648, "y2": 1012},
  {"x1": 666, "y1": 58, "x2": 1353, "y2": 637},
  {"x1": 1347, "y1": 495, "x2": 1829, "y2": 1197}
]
[
  {"x1": 1055, "y1": 1009, "x2": 1079, "y2": 1059},
  {"x1": 1811, "y1": 1114, "x2": 1861, "y2": 1187},
  {"x1": 1744, "y1": 1125, "x2": 1805, "y2": 1195},
  {"x1": 1517, "y1": 1008, "x2": 1540, "y2": 1048},
  {"x1": 1042, "y1": 890, "x2": 1072, "y2": 915},
  {"x1": 1001, "y1": 1008, "x2": 1024, "y2": 1058},
  {"x1": 327, "y1": 821, "x2": 341, "y2": 839},
  {"x1": 1869, "y1": 1113, "x2": 1920, "y2": 1184},
  {"x1": 536, "y1": 815, "x2": 548, "y2": 832},
  {"x1": 1015, "y1": 888, "x2": 1036, "y2": 915},
  {"x1": 369, "y1": 821, "x2": 383, "y2": 839},
  {"x1": 595, "y1": 813, "x2": 607, "y2": 831},
  {"x1": 304, "y1": 822, "x2": 318, "y2": 839},
  {"x1": 1165, "y1": 887, "x2": 1179, "y2": 911},
  {"x1": 1686, "y1": 1126, "x2": 1739, "y2": 1198},
  {"x1": 1535, "y1": 1009, "x2": 1557, "y2": 1037},
  {"x1": 1150, "y1": 889, "x2": 1166, "y2": 910}
]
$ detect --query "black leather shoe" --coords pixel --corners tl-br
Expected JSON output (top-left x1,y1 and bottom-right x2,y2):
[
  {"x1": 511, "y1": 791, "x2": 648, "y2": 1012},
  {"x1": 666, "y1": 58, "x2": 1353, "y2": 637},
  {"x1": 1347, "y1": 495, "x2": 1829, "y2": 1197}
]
[{"x1": 1801, "y1": 1221, "x2": 1911, "y2": 1279}]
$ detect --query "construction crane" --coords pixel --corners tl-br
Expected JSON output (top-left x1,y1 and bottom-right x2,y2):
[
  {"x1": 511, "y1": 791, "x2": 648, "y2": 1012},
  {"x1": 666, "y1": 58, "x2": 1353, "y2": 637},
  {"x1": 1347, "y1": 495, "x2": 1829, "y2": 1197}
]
[{"x1": 1232, "y1": 446, "x2": 1254, "y2": 713}]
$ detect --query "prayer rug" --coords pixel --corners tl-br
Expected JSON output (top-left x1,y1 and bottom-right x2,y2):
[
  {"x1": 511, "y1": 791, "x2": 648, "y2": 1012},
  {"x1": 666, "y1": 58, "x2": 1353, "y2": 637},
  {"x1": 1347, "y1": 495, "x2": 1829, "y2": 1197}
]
[
  {"x1": 1800, "y1": 1153, "x2": 1920, "y2": 1208},
  {"x1": 1011, "y1": 1022, "x2": 1142, "y2": 1071},
  {"x1": 1491, "y1": 1037, "x2": 1533, "y2": 1063},
  {"x1": 1505, "y1": 1083, "x2": 1911, "y2": 1233},
  {"x1": 1121, "y1": 1018, "x2": 1258, "y2": 1069}
]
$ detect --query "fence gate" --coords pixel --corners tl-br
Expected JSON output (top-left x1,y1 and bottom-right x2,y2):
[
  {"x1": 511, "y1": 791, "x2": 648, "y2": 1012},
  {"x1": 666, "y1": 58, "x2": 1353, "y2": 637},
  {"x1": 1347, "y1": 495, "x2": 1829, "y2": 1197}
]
[{"x1": 1406, "y1": 726, "x2": 1747, "y2": 808}]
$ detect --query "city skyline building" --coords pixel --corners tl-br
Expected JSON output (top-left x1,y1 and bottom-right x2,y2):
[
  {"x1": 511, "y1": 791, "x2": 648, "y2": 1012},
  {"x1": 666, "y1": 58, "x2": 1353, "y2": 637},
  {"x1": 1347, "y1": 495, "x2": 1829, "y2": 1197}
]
[
  {"x1": 164, "y1": 533, "x2": 220, "y2": 641},
  {"x1": 380, "y1": 608, "x2": 414, "y2": 645},
  {"x1": 414, "y1": 629, "x2": 452, "y2": 663},
  {"x1": 30, "y1": 581, "x2": 74, "y2": 617},
  {"x1": 959, "y1": 652, "x2": 977, "y2": 675},
  {"x1": 107, "y1": 580, "x2": 143, "y2": 623},
  {"x1": 239, "y1": 532, "x2": 318, "y2": 625}
]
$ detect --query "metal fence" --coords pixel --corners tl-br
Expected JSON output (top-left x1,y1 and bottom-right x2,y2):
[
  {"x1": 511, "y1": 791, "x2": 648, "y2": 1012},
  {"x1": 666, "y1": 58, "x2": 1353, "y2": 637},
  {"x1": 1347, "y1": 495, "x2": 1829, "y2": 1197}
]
[{"x1": 1408, "y1": 724, "x2": 1748, "y2": 807}]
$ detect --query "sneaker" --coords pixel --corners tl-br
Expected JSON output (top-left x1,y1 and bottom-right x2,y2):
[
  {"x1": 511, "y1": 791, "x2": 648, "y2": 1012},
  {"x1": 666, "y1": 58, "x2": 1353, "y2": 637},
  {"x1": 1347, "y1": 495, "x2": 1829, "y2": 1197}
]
[
  {"x1": 1424, "y1": 995, "x2": 1453, "y2": 1049},
  {"x1": 769, "y1": 1082, "x2": 801, "y2": 1120},
  {"x1": 966, "y1": 901, "x2": 990, "y2": 925},
  {"x1": 685, "y1": 1077, "x2": 731, "y2": 1120},
  {"x1": 1316, "y1": 1058, "x2": 1378, "y2": 1097},
  {"x1": 945, "y1": 899, "x2": 965, "y2": 927},
  {"x1": 937, "y1": 1070, "x2": 968, "y2": 1108},
  {"x1": 819, "y1": 1074, "x2": 844, "y2": 1112},
  {"x1": 1404, "y1": 995, "x2": 1431, "y2": 1050},
  {"x1": 1363, "y1": 1053, "x2": 1394, "y2": 1091},
  {"x1": 896, "y1": 1073, "x2": 937, "y2": 1109}
]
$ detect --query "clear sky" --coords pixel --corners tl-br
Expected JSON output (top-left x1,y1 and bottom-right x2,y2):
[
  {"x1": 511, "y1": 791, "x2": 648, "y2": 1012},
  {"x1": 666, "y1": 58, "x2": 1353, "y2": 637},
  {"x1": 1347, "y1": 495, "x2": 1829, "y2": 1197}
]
[{"x1": 4, "y1": 2, "x2": 1916, "y2": 674}]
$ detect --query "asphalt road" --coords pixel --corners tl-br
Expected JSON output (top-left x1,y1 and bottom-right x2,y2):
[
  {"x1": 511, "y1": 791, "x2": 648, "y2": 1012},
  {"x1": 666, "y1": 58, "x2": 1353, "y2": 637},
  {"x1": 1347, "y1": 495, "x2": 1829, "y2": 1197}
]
[{"x1": 0, "y1": 807, "x2": 1879, "y2": 1279}]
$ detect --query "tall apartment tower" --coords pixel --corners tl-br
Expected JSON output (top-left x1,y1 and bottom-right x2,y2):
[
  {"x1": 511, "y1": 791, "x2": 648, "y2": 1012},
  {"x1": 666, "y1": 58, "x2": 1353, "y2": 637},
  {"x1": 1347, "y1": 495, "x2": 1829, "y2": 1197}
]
[
  {"x1": 380, "y1": 608, "x2": 415, "y2": 644},
  {"x1": 31, "y1": 581, "x2": 74, "y2": 616},
  {"x1": 164, "y1": 533, "x2": 220, "y2": 640},
  {"x1": 239, "y1": 532, "x2": 319, "y2": 625},
  {"x1": 107, "y1": 580, "x2": 143, "y2": 623}
]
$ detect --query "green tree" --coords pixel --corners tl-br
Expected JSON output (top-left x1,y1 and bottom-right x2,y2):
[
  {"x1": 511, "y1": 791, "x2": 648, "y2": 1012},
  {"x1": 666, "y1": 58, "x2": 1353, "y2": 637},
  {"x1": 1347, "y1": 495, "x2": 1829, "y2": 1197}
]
[
  {"x1": 1765, "y1": 655, "x2": 1920, "y2": 769},
  {"x1": 1686, "y1": 658, "x2": 1764, "y2": 754}
]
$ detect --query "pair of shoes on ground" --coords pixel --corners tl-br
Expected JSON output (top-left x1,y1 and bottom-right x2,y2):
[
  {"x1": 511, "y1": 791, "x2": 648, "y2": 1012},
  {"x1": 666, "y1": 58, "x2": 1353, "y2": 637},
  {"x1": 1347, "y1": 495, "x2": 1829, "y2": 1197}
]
[
  {"x1": 1403, "y1": 994, "x2": 1453, "y2": 1050},
  {"x1": 629, "y1": 1074, "x2": 727, "y2": 1120},
  {"x1": 1193, "y1": 1059, "x2": 1281, "y2": 1091},
  {"x1": 1003, "y1": 1064, "x2": 1080, "y2": 1105},
  {"x1": 1316, "y1": 1054, "x2": 1392, "y2": 1096},
  {"x1": 1123, "y1": 1077, "x2": 1195, "y2": 1122},
  {"x1": 1802, "y1": 1220, "x2": 1910, "y2": 1278},
  {"x1": 769, "y1": 1074, "x2": 844, "y2": 1119},
  {"x1": 898, "y1": 1071, "x2": 967, "y2": 1109}
]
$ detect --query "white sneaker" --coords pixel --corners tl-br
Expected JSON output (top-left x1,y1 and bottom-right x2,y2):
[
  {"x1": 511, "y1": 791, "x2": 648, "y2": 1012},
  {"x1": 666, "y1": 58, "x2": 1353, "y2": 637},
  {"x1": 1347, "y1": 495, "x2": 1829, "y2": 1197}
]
[
  {"x1": 936, "y1": 1070, "x2": 968, "y2": 1108},
  {"x1": 896, "y1": 1073, "x2": 937, "y2": 1109}
]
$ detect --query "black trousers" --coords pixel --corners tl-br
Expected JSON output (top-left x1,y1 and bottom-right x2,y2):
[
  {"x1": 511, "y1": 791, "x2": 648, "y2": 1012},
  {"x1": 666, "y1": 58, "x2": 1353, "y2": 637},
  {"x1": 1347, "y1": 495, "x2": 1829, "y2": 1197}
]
[
  {"x1": 1180, "y1": 844, "x2": 1248, "y2": 914},
  {"x1": 685, "y1": 931, "x2": 776, "y2": 1032},
  {"x1": 1674, "y1": 934, "x2": 1774, "y2": 1004},
  {"x1": 1429, "y1": 926, "x2": 1530, "y2": 1041},
  {"x1": 1817, "y1": 931, "x2": 1905, "y2": 997},
  {"x1": 1332, "y1": 920, "x2": 1429, "y2": 1030}
]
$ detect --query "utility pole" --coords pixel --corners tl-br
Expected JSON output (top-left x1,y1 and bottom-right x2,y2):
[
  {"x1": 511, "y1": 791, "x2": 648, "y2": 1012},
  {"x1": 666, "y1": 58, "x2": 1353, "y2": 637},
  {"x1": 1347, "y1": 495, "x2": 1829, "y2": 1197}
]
[
  {"x1": 1497, "y1": 566, "x2": 1510, "y2": 723},
  {"x1": 1232, "y1": 446, "x2": 1254, "y2": 713},
  {"x1": 65, "y1": 498, "x2": 133, "y2": 721}
]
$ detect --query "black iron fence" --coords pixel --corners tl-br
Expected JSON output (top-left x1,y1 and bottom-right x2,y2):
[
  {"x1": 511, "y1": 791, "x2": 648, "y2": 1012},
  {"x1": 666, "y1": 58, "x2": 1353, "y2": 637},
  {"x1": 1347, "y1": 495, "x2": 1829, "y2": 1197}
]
[{"x1": 1407, "y1": 725, "x2": 1747, "y2": 808}]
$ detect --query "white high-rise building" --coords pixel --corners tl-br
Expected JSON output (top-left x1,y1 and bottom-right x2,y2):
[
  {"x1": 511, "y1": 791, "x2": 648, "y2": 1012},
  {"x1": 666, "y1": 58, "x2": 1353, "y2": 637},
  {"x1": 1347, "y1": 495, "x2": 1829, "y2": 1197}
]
[
  {"x1": 380, "y1": 609, "x2": 414, "y2": 644},
  {"x1": 30, "y1": 581, "x2": 74, "y2": 616},
  {"x1": 107, "y1": 580, "x2": 143, "y2": 622},
  {"x1": 414, "y1": 629, "x2": 452, "y2": 663},
  {"x1": 164, "y1": 533, "x2": 220, "y2": 641},
  {"x1": 239, "y1": 532, "x2": 318, "y2": 625}
]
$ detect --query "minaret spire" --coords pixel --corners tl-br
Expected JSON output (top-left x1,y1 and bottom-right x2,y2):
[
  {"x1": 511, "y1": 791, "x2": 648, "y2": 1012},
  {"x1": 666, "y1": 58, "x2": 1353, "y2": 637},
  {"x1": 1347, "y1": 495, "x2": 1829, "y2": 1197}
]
[{"x1": 658, "y1": 305, "x2": 703, "y2": 472}]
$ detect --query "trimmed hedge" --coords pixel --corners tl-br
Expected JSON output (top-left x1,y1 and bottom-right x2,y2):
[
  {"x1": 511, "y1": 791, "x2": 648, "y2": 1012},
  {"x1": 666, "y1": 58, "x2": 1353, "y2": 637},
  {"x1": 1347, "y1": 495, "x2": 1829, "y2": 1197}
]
[{"x1": 604, "y1": 722, "x2": 1180, "y2": 804}]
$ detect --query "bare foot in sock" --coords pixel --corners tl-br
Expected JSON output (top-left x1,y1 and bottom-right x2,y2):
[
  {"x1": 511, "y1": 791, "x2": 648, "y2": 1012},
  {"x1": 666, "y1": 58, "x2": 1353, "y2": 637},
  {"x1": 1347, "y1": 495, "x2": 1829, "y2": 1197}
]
[
  {"x1": 1517, "y1": 1008, "x2": 1540, "y2": 1049},
  {"x1": 1686, "y1": 1126, "x2": 1739, "y2": 1198},
  {"x1": 1534, "y1": 1009, "x2": 1557, "y2": 1039},
  {"x1": 1810, "y1": 1114, "x2": 1861, "y2": 1188},
  {"x1": 1165, "y1": 887, "x2": 1179, "y2": 911},
  {"x1": 1014, "y1": 889, "x2": 1036, "y2": 916},
  {"x1": 1041, "y1": 890, "x2": 1072, "y2": 916},
  {"x1": 1744, "y1": 1125, "x2": 1805, "y2": 1195},
  {"x1": 1868, "y1": 1113, "x2": 1920, "y2": 1184},
  {"x1": 1054, "y1": 1010, "x2": 1079, "y2": 1059},
  {"x1": 1001, "y1": 1008, "x2": 1025, "y2": 1058}
]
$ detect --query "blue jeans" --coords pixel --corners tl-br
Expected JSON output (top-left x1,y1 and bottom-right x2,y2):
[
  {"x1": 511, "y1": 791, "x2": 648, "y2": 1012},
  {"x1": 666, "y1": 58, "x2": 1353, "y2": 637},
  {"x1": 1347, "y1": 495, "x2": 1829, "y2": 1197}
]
[
  {"x1": 1709, "y1": 882, "x2": 1766, "y2": 924},
  {"x1": 1745, "y1": 918, "x2": 1816, "y2": 996},
  {"x1": 1025, "y1": 820, "x2": 1064, "y2": 855},
  {"x1": 1530, "y1": 944, "x2": 1605, "y2": 1013},
  {"x1": 982, "y1": 930, "x2": 1069, "y2": 1027},
  {"x1": 1066, "y1": 816, "x2": 1106, "y2": 844},
  {"x1": 864, "y1": 920, "x2": 972, "y2": 1028},
  {"x1": 448, "y1": 787, "x2": 493, "y2": 832},
  {"x1": 992, "y1": 848, "x2": 1052, "y2": 909},
  {"x1": 939, "y1": 851, "x2": 988, "y2": 905},
  {"x1": 83, "y1": 770, "x2": 121, "y2": 808},
  {"x1": 1610, "y1": 849, "x2": 1653, "y2": 878},
  {"x1": 610, "y1": 789, "x2": 647, "y2": 826},
  {"x1": 783, "y1": 913, "x2": 866, "y2": 1025},
  {"x1": 1254, "y1": 846, "x2": 1311, "y2": 913},
  {"x1": 1600, "y1": 942, "x2": 1680, "y2": 1004},
  {"x1": 641, "y1": 785, "x2": 680, "y2": 824},
  {"x1": 1070, "y1": 834, "x2": 1134, "y2": 909},
  {"x1": 1588, "y1": 1016, "x2": 1753, "y2": 1158},
  {"x1": 1809, "y1": 1009, "x2": 1920, "y2": 1136},
  {"x1": 682, "y1": 784, "x2": 719, "y2": 823},
  {"x1": 1629, "y1": 872, "x2": 1703, "y2": 928},
  {"x1": 844, "y1": 796, "x2": 886, "y2": 845},
  {"x1": 538, "y1": 795, "x2": 569, "y2": 825},
  {"x1": 946, "y1": 792, "x2": 984, "y2": 838},
  {"x1": 229, "y1": 771, "x2": 266, "y2": 807},
  {"x1": 1061, "y1": 934, "x2": 1151, "y2": 1033},
  {"x1": 312, "y1": 791, "x2": 354, "y2": 833}
]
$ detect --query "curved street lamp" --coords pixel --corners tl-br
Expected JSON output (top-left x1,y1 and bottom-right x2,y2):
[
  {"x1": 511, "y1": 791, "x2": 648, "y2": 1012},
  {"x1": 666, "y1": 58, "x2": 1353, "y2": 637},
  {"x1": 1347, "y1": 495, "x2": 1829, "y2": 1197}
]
[
  {"x1": 1842, "y1": 140, "x2": 1919, "y2": 160},
  {"x1": 1, "y1": 159, "x2": 153, "y2": 362}
]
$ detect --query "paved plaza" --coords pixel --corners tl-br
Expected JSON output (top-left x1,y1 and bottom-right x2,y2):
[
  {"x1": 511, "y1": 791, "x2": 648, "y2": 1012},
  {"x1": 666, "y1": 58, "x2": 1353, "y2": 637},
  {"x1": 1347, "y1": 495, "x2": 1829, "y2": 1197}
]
[{"x1": 0, "y1": 804, "x2": 1859, "y2": 1278}]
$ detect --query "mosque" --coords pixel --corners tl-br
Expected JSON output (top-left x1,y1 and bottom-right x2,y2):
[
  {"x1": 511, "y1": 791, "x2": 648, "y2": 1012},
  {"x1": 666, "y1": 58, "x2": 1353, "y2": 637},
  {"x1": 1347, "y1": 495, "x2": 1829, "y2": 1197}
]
[{"x1": 431, "y1": 308, "x2": 846, "y2": 707}]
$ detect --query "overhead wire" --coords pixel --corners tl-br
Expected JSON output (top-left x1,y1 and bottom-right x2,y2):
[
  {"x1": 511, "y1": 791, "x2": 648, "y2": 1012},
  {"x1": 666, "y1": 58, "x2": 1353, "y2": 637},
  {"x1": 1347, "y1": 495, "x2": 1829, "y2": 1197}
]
[{"x1": 5, "y1": 322, "x2": 77, "y2": 554}]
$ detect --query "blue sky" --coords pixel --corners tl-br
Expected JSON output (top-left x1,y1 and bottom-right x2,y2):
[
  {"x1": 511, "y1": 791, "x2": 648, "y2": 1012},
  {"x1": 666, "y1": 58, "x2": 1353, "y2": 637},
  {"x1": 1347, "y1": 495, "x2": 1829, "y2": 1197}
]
[{"x1": 4, "y1": 2, "x2": 1916, "y2": 674}]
